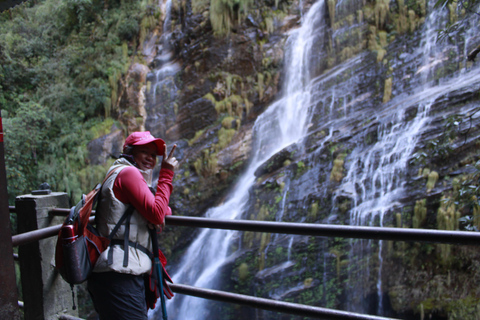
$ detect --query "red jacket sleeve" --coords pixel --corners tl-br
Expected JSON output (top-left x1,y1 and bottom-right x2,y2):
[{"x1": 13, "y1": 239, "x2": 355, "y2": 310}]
[{"x1": 113, "y1": 166, "x2": 174, "y2": 225}]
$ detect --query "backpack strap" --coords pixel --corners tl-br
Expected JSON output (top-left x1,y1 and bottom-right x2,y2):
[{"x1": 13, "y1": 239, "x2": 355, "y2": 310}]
[
  {"x1": 121, "y1": 211, "x2": 133, "y2": 267},
  {"x1": 107, "y1": 205, "x2": 135, "y2": 266},
  {"x1": 92, "y1": 169, "x2": 119, "y2": 220},
  {"x1": 81, "y1": 169, "x2": 117, "y2": 232}
]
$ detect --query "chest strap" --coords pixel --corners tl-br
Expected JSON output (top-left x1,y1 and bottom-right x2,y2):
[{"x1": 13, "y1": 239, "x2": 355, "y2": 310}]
[
  {"x1": 110, "y1": 239, "x2": 153, "y2": 261},
  {"x1": 106, "y1": 206, "x2": 152, "y2": 267}
]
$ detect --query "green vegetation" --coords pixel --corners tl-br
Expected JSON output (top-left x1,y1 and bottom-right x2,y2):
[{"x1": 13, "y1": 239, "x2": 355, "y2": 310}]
[
  {"x1": 330, "y1": 153, "x2": 347, "y2": 182},
  {"x1": 412, "y1": 111, "x2": 480, "y2": 232},
  {"x1": 310, "y1": 201, "x2": 319, "y2": 220},
  {"x1": 426, "y1": 170, "x2": 439, "y2": 192},
  {"x1": 193, "y1": 149, "x2": 218, "y2": 177},
  {"x1": 435, "y1": 0, "x2": 480, "y2": 47},
  {"x1": 448, "y1": 163, "x2": 480, "y2": 231},
  {"x1": 210, "y1": 0, "x2": 253, "y2": 36},
  {"x1": 188, "y1": 129, "x2": 205, "y2": 146},
  {"x1": 238, "y1": 262, "x2": 249, "y2": 281},
  {"x1": 383, "y1": 77, "x2": 392, "y2": 102},
  {"x1": 1, "y1": 0, "x2": 160, "y2": 204},
  {"x1": 205, "y1": 72, "x2": 253, "y2": 118},
  {"x1": 438, "y1": 195, "x2": 460, "y2": 231},
  {"x1": 413, "y1": 198, "x2": 427, "y2": 228}
]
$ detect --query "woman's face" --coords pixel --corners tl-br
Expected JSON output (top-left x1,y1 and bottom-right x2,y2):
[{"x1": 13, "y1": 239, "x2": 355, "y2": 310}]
[{"x1": 132, "y1": 143, "x2": 157, "y2": 171}]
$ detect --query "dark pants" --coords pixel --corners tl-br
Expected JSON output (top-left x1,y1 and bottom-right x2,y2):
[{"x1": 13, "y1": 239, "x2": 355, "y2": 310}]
[{"x1": 87, "y1": 271, "x2": 147, "y2": 320}]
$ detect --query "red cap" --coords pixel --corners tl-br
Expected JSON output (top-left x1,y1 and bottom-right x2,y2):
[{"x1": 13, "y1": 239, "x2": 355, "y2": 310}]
[{"x1": 124, "y1": 131, "x2": 165, "y2": 155}]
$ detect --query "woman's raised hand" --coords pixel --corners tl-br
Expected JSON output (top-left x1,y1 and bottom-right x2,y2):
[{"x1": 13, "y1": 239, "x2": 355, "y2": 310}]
[{"x1": 161, "y1": 144, "x2": 178, "y2": 171}]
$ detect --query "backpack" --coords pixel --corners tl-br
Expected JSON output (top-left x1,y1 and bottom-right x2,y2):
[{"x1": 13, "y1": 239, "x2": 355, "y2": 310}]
[{"x1": 54, "y1": 170, "x2": 132, "y2": 286}]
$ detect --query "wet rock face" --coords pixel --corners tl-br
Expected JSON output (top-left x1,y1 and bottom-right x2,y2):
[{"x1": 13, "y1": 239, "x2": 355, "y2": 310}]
[
  {"x1": 118, "y1": 63, "x2": 151, "y2": 133},
  {"x1": 148, "y1": 0, "x2": 296, "y2": 263},
  {"x1": 107, "y1": 0, "x2": 480, "y2": 317},
  {"x1": 170, "y1": 97, "x2": 217, "y2": 140},
  {"x1": 216, "y1": 123, "x2": 253, "y2": 171},
  {"x1": 254, "y1": 143, "x2": 299, "y2": 177},
  {"x1": 236, "y1": 60, "x2": 480, "y2": 320}
]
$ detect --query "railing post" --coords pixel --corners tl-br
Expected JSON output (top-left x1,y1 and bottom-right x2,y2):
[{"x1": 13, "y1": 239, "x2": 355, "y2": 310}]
[
  {"x1": 15, "y1": 192, "x2": 78, "y2": 320},
  {"x1": 0, "y1": 110, "x2": 21, "y2": 319}
]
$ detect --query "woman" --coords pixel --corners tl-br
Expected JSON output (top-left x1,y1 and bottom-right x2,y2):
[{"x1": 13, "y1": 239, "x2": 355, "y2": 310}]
[{"x1": 87, "y1": 131, "x2": 177, "y2": 320}]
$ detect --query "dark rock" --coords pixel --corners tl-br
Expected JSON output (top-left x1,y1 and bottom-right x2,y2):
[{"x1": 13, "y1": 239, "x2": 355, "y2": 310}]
[
  {"x1": 254, "y1": 143, "x2": 299, "y2": 177},
  {"x1": 168, "y1": 98, "x2": 217, "y2": 140},
  {"x1": 87, "y1": 128, "x2": 124, "y2": 165}
]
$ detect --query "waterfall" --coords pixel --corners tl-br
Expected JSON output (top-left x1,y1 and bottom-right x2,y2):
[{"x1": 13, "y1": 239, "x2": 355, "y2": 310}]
[
  {"x1": 416, "y1": 0, "x2": 450, "y2": 84},
  {"x1": 159, "y1": 1, "x2": 326, "y2": 319},
  {"x1": 333, "y1": 4, "x2": 480, "y2": 315},
  {"x1": 145, "y1": 0, "x2": 180, "y2": 139},
  {"x1": 144, "y1": 0, "x2": 480, "y2": 317}
]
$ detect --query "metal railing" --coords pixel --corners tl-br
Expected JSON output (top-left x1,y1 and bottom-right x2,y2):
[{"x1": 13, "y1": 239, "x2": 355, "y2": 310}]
[
  {"x1": 12, "y1": 207, "x2": 480, "y2": 247},
  {"x1": 171, "y1": 283, "x2": 394, "y2": 320},
  {"x1": 12, "y1": 206, "x2": 480, "y2": 320}
]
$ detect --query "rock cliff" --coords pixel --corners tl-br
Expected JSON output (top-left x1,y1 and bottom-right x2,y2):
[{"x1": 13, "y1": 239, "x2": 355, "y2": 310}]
[{"x1": 89, "y1": 0, "x2": 480, "y2": 318}]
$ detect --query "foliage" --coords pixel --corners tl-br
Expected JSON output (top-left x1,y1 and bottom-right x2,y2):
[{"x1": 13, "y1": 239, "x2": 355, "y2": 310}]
[
  {"x1": 410, "y1": 110, "x2": 478, "y2": 165},
  {"x1": 3, "y1": 102, "x2": 51, "y2": 199},
  {"x1": 434, "y1": 0, "x2": 480, "y2": 13},
  {"x1": 436, "y1": 21, "x2": 463, "y2": 44},
  {"x1": 210, "y1": 0, "x2": 253, "y2": 36},
  {"x1": 435, "y1": 0, "x2": 480, "y2": 45},
  {"x1": 0, "y1": 0, "x2": 159, "y2": 204},
  {"x1": 411, "y1": 109, "x2": 480, "y2": 231},
  {"x1": 448, "y1": 161, "x2": 480, "y2": 230}
]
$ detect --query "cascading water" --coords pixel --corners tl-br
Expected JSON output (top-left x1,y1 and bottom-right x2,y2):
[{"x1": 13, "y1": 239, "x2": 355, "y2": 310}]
[
  {"x1": 332, "y1": 3, "x2": 480, "y2": 315},
  {"x1": 145, "y1": 0, "x2": 480, "y2": 316},
  {"x1": 145, "y1": 0, "x2": 180, "y2": 139},
  {"x1": 155, "y1": 1, "x2": 327, "y2": 319}
]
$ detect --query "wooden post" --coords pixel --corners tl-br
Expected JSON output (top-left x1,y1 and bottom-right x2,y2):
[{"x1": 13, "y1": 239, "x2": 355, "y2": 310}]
[{"x1": 0, "y1": 109, "x2": 21, "y2": 319}]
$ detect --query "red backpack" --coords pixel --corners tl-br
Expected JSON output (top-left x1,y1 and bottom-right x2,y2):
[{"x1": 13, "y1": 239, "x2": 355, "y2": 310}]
[{"x1": 55, "y1": 170, "x2": 116, "y2": 285}]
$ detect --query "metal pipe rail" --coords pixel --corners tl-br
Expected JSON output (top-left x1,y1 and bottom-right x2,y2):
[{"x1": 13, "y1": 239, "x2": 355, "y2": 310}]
[
  {"x1": 11, "y1": 207, "x2": 480, "y2": 247},
  {"x1": 9, "y1": 206, "x2": 475, "y2": 320},
  {"x1": 170, "y1": 283, "x2": 399, "y2": 320},
  {"x1": 166, "y1": 216, "x2": 480, "y2": 245},
  {"x1": 58, "y1": 315, "x2": 84, "y2": 320},
  {"x1": 11, "y1": 216, "x2": 95, "y2": 247}
]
